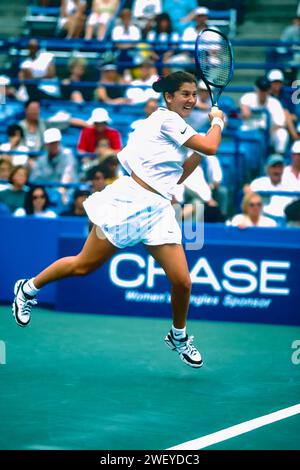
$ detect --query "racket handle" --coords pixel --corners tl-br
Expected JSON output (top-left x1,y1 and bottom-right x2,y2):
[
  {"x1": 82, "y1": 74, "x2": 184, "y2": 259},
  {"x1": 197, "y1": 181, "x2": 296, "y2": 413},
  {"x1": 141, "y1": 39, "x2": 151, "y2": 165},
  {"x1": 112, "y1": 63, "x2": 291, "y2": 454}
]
[{"x1": 211, "y1": 105, "x2": 219, "y2": 112}]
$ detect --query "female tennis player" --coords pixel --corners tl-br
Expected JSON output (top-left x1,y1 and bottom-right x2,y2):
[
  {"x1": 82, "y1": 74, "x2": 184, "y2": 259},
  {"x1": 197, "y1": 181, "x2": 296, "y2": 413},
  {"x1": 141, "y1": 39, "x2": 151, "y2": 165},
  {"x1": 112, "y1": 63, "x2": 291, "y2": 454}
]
[{"x1": 12, "y1": 71, "x2": 224, "y2": 369}]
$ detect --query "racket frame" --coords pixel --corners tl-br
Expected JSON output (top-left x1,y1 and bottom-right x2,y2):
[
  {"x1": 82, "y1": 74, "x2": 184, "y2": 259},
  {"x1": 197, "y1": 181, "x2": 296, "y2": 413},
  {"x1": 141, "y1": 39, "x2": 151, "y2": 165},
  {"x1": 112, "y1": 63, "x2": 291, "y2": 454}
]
[{"x1": 194, "y1": 28, "x2": 234, "y2": 107}]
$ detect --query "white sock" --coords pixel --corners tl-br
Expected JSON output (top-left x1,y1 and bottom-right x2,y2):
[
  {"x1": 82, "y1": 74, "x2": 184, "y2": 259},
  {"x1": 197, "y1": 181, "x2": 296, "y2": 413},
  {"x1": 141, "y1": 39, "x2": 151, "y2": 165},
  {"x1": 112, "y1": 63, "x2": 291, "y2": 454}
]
[
  {"x1": 23, "y1": 278, "x2": 40, "y2": 296},
  {"x1": 172, "y1": 325, "x2": 186, "y2": 339}
]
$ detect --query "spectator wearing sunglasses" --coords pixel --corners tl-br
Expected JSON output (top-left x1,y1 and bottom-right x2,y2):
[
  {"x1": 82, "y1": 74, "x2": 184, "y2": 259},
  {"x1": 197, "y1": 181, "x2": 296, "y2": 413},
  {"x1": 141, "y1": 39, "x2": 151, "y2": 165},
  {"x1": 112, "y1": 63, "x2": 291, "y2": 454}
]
[
  {"x1": 227, "y1": 192, "x2": 277, "y2": 228},
  {"x1": 14, "y1": 186, "x2": 57, "y2": 218}
]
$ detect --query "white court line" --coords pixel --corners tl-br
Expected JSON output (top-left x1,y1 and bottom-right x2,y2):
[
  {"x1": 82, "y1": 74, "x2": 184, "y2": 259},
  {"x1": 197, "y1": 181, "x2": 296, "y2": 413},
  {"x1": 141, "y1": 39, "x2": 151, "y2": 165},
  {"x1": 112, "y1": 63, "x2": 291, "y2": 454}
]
[{"x1": 167, "y1": 403, "x2": 300, "y2": 450}]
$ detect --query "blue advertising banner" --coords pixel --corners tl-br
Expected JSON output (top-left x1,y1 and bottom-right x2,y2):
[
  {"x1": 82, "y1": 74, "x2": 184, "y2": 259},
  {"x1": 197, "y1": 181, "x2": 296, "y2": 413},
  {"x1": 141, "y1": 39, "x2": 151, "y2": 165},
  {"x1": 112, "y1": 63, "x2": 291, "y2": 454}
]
[
  {"x1": 1, "y1": 215, "x2": 299, "y2": 325},
  {"x1": 0, "y1": 215, "x2": 88, "y2": 305},
  {"x1": 57, "y1": 228, "x2": 300, "y2": 326}
]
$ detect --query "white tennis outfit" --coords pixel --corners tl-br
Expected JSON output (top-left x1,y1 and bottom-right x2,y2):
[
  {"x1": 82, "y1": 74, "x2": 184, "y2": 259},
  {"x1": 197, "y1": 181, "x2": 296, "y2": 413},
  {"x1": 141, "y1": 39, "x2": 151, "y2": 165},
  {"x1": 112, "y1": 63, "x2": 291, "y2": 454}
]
[{"x1": 83, "y1": 107, "x2": 197, "y2": 248}]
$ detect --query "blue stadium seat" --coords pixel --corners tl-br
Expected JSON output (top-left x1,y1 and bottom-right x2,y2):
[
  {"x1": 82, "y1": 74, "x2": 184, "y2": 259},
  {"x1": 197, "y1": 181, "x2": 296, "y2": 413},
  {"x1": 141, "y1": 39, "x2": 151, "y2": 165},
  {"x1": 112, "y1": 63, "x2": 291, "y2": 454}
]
[
  {"x1": 24, "y1": 5, "x2": 59, "y2": 37},
  {"x1": 218, "y1": 95, "x2": 237, "y2": 115},
  {"x1": 235, "y1": 128, "x2": 268, "y2": 178},
  {"x1": 0, "y1": 101, "x2": 24, "y2": 125}
]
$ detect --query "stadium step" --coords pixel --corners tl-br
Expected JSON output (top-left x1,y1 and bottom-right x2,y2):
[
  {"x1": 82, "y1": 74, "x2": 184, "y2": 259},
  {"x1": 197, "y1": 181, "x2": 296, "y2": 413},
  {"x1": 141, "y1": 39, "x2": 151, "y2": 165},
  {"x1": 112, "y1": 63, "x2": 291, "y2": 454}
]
[
  {"x1": 0, "y1": 1, "x2": 27, "y2": 38},
  {"x1": 232, "y1": 0, "x2": 297, "y2": 88},
  {"x1": 246, "y1": 0, "x2": 297, "y2": 23},
  {"x1": 238, "y1": 20, "x2": 285, "y2": 39}
]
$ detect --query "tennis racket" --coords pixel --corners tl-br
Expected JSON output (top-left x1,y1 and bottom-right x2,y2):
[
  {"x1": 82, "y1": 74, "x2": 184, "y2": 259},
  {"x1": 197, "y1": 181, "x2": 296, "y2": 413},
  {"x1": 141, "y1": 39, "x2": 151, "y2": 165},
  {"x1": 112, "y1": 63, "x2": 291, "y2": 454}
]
[{"x1": 194, "y1": 28, "x2": 234, "y2": 108}]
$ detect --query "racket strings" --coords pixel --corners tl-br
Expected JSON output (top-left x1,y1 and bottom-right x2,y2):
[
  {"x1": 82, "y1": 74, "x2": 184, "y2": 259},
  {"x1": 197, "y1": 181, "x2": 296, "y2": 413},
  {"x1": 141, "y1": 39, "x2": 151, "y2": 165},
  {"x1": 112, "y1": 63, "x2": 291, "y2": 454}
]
[{"x1": 196, "y1": 30, "x2": 232, "y2": 87}]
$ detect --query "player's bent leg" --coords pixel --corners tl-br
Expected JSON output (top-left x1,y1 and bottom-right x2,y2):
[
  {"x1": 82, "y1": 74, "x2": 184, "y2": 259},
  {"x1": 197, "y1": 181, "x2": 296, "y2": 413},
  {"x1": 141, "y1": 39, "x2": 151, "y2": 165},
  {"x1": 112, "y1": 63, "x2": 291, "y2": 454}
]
[
  {"x1": 12, "y1": 226, "x2": 117, "y2": 327},
  {"x1": 34, "y1": 226, "x2": 117, "y2": 288},
  {"x1": 145, "y1": 243, "x2": 202, "y2": 369},
  {"x1": 69, "y1": 226, "x2": 117, "y2": 277},
  {"x1": 145, "y1": 243, "x2": 191, "y2": 327}
]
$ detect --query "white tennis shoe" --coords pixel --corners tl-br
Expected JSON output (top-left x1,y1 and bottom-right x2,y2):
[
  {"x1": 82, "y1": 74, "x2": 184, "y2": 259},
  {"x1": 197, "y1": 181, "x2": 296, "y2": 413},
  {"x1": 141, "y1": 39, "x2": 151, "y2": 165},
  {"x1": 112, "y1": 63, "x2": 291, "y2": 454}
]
[
  {"x1": 12, "y1": 279, "x2": 37, "y2": 327},
  {"x1": 165, "y1": 330, "x2": 203, "y2": 368}
]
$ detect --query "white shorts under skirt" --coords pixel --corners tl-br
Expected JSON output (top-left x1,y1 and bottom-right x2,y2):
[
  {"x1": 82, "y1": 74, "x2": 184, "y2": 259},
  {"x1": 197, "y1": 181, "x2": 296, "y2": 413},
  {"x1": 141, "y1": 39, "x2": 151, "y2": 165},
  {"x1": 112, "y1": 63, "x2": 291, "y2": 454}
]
[{"x1": 83, "y1": 176, "x2": 182, "y2": 248}]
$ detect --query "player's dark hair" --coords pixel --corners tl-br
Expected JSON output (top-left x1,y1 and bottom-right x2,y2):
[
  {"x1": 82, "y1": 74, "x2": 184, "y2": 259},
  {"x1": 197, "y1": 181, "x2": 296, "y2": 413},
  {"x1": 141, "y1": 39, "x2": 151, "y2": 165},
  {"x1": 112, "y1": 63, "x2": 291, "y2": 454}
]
[{"x1": 152, "y1": 71, "x2": 197, "y2": 95}]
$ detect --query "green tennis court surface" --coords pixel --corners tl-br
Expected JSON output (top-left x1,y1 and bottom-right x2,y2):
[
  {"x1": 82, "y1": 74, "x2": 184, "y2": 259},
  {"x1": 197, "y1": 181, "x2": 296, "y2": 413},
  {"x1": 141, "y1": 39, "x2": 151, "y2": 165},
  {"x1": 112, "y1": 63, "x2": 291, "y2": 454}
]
[{"x1": 0, "y1": 306, "x2": 299, "y2": 450}]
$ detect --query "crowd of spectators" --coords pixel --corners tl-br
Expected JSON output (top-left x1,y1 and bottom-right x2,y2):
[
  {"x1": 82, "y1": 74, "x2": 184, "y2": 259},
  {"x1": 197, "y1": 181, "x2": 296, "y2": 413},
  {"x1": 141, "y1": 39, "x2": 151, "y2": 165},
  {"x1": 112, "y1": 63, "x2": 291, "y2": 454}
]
[{"x1": 0, "y1": 1, "x2": 300, "y2": 228}]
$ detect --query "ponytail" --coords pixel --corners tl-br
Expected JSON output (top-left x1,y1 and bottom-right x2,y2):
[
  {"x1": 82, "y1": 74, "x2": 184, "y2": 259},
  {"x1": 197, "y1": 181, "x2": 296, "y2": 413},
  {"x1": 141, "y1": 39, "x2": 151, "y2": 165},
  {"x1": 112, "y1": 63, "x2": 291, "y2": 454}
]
[
  {"x1": 152, "y1": 78, "x2": 165, "y2": 93},
  {"x1": 152, "y1": 71, "x2": 196, "y2": 94}
]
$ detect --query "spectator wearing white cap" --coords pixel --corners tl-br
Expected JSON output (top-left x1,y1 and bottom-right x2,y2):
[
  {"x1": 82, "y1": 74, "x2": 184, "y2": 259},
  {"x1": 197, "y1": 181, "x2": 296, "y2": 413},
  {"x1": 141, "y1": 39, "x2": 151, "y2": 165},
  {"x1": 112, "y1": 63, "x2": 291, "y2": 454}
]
[
  {"x1": 245, "y1": 153, "x2": 298, "y2": 220},
  {"x1": 283, "y1": 140, "x2": 300, "y2": 186},
  {"x1": 131, "y1": 0, "x2": 162, "y2": 34},
  {"x1": 267, "y1": 69, "x2": 299, "y2": 141},
  {"x1": 181, "y1": 7, "x2": 219, "y2": 53},
  {"x1": 30, "y1": 128, "x2": 78, "y2": 207},
  {"x1": 77, "y1": 108, "x2": 122, "y2": 153}
]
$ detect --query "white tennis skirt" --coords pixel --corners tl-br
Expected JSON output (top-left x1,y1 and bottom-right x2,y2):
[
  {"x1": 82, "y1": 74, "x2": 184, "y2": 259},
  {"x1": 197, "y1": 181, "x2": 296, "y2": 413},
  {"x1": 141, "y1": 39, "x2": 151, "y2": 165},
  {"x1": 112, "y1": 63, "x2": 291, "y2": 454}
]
[{"x1": 83, "y1": 176, "x2": 182, "y2": 248}]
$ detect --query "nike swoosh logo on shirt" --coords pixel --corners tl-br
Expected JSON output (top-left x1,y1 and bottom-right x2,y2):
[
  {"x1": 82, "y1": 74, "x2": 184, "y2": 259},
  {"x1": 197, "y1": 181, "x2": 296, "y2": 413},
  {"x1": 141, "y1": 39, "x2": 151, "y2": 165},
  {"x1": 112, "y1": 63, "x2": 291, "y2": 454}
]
[{"x1": 180, "y1": 127, "x2": 187, "y2": 134}]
